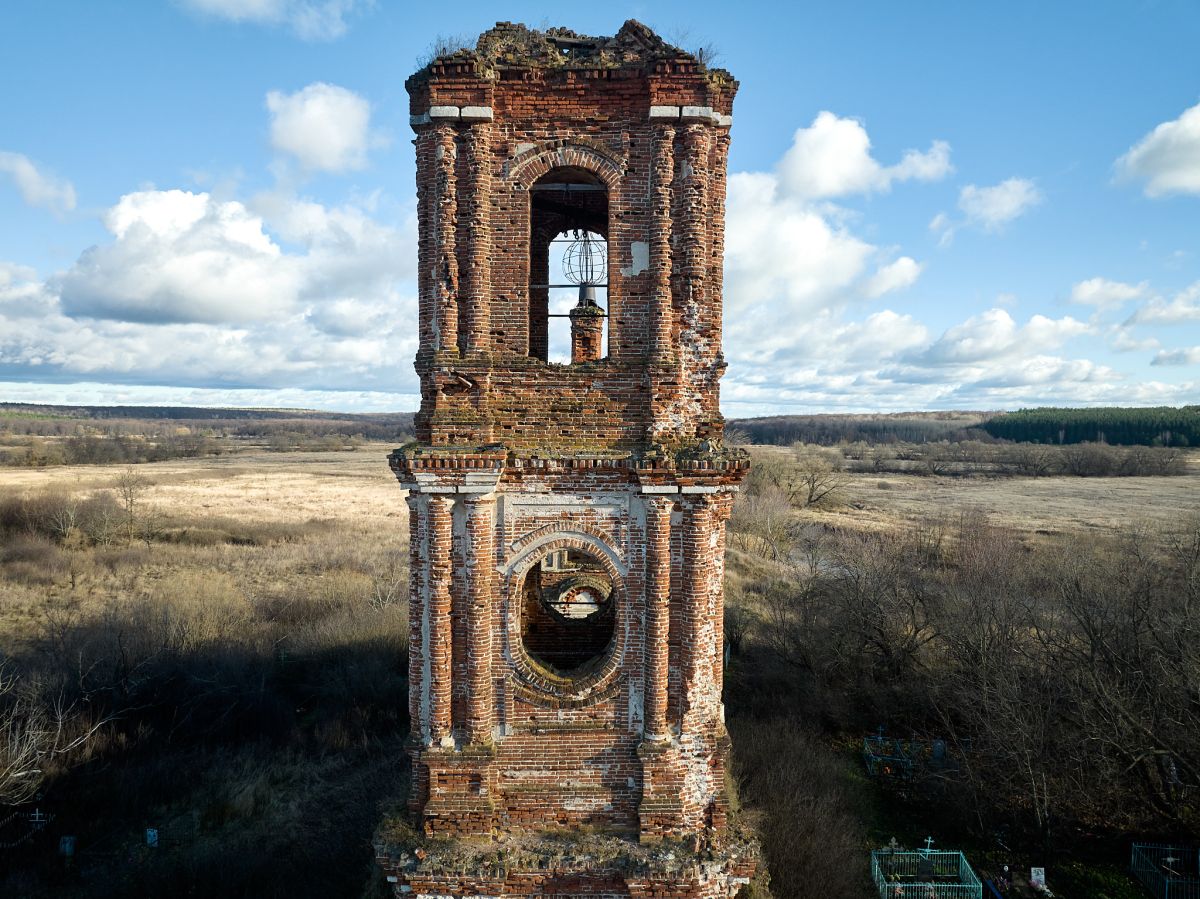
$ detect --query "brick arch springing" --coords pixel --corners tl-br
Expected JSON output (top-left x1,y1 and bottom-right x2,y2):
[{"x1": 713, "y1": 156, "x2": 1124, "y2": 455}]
[{"x1": 506, "y1": 142, "x2": 625, "y2": 190}]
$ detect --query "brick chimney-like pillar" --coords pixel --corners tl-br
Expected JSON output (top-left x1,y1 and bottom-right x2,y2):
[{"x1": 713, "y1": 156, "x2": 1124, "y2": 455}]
[
  {"x1": 650, "y1": 125, "x2": 675, "y2": 362},
  {"x1": 432, "y1": 125, "x2": 459, "y2": 354},
  {"x1": 570, "y1": 303, "x2": 605, "y2": 363},
  {"x1": 680, "y1": 495, "x2": 717, "y2": 730}
]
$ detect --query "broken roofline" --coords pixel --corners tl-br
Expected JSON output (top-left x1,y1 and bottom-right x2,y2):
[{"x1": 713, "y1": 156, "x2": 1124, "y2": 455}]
[{"x1": 408, "y1": 19, "x2": 736, "y2": 86}]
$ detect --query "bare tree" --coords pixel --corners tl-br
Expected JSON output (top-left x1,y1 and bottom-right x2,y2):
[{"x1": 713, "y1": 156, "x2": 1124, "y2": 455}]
[
  {"x1": 78, "y1": 490, "x2": 123, "y2": 547},
  {"x1": 1, "y1": 665, "x2": 108, "y2": 807},
  {"x1": 730, "y1": 485, "x2": 798, "y2": 561},
  {"x1": 1005, "y1": 443, "x2": 1057, "y2": 477},
  {"x1": 790, "y1": 444, "x2": 848, "y2": 509},
  {"x1": 43, "y1": 491, "x2": 79, "y2": 542},
  {"x1": 115, "y1": 467, "x2": 150, "y2": 544}
]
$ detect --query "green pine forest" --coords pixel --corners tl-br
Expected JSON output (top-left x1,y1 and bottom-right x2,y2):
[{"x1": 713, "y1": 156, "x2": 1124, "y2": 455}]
[{"x1": 981, "y1": 406, "x2": 1200, "y2": 447}]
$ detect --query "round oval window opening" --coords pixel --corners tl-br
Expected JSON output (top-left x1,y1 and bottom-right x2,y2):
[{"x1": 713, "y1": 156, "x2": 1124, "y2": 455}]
[{"x1": 519, "y1": 546, "x2": 616, "y2": 675}]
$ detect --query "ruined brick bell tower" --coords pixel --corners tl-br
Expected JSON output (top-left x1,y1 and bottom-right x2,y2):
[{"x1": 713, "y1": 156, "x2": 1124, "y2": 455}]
[{"x1": 377, "y1": 21, "x2": 757, "y2": 897}]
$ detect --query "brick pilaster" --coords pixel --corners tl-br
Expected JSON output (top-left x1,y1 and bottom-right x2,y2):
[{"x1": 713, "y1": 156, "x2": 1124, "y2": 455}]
[
  {"x1": 710, "y1": 493, "x2": 735, "y2": 698},
  {"x1": 649, "y1": 125, "x2": 675, "y2": 362},
  {"x1": 680, "y1": 494, "x2": 717, "y2": 728},
  {"x1": 406, "y1": 492, "x2": 427, "y2": 741},
  {"x1": 427, "y1": 494, "x2": 454, "y2": 747},
  {"x1": 643, "y1": 495, "x2": 673, "y2": 739},
  {"x1": 433, "y1": 124, "x2": 459, "y2": 353},
  {"x1": 463, "y1": 492, "x2": 496, "y2": 744},
  {"x1": 460, "y1": 122, "x2": 492, "y2": 355}
]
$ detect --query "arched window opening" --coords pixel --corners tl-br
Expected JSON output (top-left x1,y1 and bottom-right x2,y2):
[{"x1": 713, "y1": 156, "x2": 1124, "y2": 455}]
[
  {"x1": 519, "y1": 545, "x2": 615, "y2": 674},
  {"x1": 529, "y1": 168, "x2": 608, "y2": 364}
]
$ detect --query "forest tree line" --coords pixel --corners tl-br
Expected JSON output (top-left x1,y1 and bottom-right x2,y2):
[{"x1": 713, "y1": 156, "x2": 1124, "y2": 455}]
[
  {"x1": 0, "y1": 407, "x2": 415, "y2": 466},
  {"x1": 980, "y1": 405, "x2": 1200, "y2": 446},
  {"x1": 733, "y1": 406, "x2": 1200, "y2": 449}
]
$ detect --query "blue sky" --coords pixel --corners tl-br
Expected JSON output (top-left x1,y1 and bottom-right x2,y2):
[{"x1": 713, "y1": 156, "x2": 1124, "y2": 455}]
[{"x1": 1, "y1": 0, "x2": 1198, "y2": 414}]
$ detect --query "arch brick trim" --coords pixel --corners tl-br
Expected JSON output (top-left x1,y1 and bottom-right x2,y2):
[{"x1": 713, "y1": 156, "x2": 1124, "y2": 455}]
[
  {"x1": 505, "y1": 531, "x2": 628, "y2": 706},
  {"x1": 507, "y1": 141, "x2": 625, "y2": 190}
]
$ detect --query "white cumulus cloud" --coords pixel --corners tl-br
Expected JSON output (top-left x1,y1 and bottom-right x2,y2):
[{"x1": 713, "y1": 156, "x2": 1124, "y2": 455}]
[
  {"x1": 1151, "y1": 347, "x2": 1200, "y2": 366},
  {"x1": 1117, "y1": 101, "x2": 1200, "y2": 197},
  {"x1": 724, "y1": 171, "x2": 877, "y2": 361},
  {"x1": 1071, "y1": 277, "x2": 1147, "y2": 308},
  {"x1": 56, "y1": 189, "x2": 301, "y2": 324},
  {"x1": 1, "y1": 185, "x2": 419, "y2": 396},
  {"x1": 778, "y1": 111, "x2": 951, "y2": 198},
  {"x1": 915, "y1": 308, "x2": 1089, "y2": 365},
  {"x1": 267, "y1": 82, "x2": 378, "y2": 172},
  {"x1": 181, "y1": 0, "x2": 370, "y2": 41},
  {"x1": 1129, "y1": 281, "x2": 1200, "y2": 324},
  {"x1": 958, "y1": 178, "x2": 1042, "y2": 231},
  {"x1": 863, "y1": 257, "x2": 923, "y2": 299},
  {"x1": 0, "y1": 151, "x2": 77, "y2": 215}
]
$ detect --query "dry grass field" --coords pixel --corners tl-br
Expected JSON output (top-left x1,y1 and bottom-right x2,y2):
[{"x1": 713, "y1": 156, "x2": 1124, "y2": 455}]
[
  {"x1": 2, "y1": 443, "x2": 1196, "y2": 898},
  {"x1": 835, "y1": 468, "x2": 1200, "y2": 535},
  {"x1": 4, "y1": 441, "x2": 1188, "y2": 538},
  {"x1": 0, "y1": 445, "x2": 400, "y2": 522}
]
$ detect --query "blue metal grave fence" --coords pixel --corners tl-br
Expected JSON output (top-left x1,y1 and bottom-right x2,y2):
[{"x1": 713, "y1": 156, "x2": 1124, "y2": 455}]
[
  {"x1": 1131, "y1": 842, "x2": 1200, "y2": 899},
  {"x1": 871, "y1": 848, "x2": 983, "y2": 899}
]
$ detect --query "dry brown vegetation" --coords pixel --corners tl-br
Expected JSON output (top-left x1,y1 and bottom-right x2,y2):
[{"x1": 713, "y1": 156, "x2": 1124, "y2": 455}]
[
  {"x1": 2, "y1": 443, "x2": 1198, "y2": 897},
  {"x1": 723, "y1": 445, "x2": 1200, "y2": 899},
  {"x1": 0, "y1": 449, "x2": 408, "y2": 897}
]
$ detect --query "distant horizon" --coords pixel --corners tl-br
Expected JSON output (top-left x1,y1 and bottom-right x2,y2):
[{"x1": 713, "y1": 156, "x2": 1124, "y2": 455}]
[
  {"x1": 3, "y1": 3, "x2": 1199, "y2": 414},
  {"x1": 3, "y1": 385, "x2": 1197, "y2": 420}
]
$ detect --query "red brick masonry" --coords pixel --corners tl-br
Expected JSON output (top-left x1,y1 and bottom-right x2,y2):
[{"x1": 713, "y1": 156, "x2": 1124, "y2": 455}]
[{"x1": 376, "y1": 19, "x2": 759, "y2": 898}]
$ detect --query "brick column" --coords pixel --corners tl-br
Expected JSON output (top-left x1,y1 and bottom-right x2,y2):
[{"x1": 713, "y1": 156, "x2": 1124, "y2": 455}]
[
  {"x1": 460, "y1": 122, "x2": 492, "y2": 354},
  {"x1": 643, "y1": 495, "x2": 674, "y2": 740},
  {"x1": 414, "y1": 128, "x2": 437, "y2": 354},
  {"x1": 463, "y1": 492, "x2": 496, "y2": 744},
  {"x1": 710, "y1": 493, "x2": 734, "y2": 694},
  {"x1": 680, "y1": 494, "x2": 717, "y2": 727},
  {"x1": 706, "y1": 129, "x2": 730, "y2": 367},
  {"x1": 432, "y1": 124, "x2": 459, "y2": 353},
  {"x1": 677, "y1": 124, "x2": 711, "y2": 366},
  {"x1": 406, "y1": 492, "x2": 427, "y2": 741},
  {"x1": 427, "y1": 495, "x2": 454, "y2": 747},
  {"x1": 649, "y1": 125, "x2": 675, "y2": 362}
]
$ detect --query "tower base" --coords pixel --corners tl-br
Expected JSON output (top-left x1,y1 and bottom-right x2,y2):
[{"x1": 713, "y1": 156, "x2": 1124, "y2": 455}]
[{"x1": 375, "y1": 820, "x2": 760, "y2": 898}]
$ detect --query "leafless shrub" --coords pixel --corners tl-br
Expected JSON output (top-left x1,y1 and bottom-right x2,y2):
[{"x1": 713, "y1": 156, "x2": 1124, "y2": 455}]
[
  {"x1": 1, "y1": 665, "x2": 108, "y2": 807},
  {"x1": 78, "y1": 490, "x2": 123, "y2": 546},
  {"x1": 1060, "y1": 441, "x2": 1117, "y2": 476},
  {"x1": 1004, "y1": 442, "x2": 1057, "y2": 476},
  {"x1": 731, "y1": 485, "x2": 799, "y2": 561},
  {"x1": 416, "y1": 32, "x2": 473, "y2": 67},
  {"x1": 789, "y1": 444, "x2": 848, "y2": 509}
]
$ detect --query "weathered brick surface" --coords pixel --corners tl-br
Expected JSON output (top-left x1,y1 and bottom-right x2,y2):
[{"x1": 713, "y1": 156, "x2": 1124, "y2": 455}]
[{"x1": 378, "y1": 19, "x2": 757, "y2": 899}]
